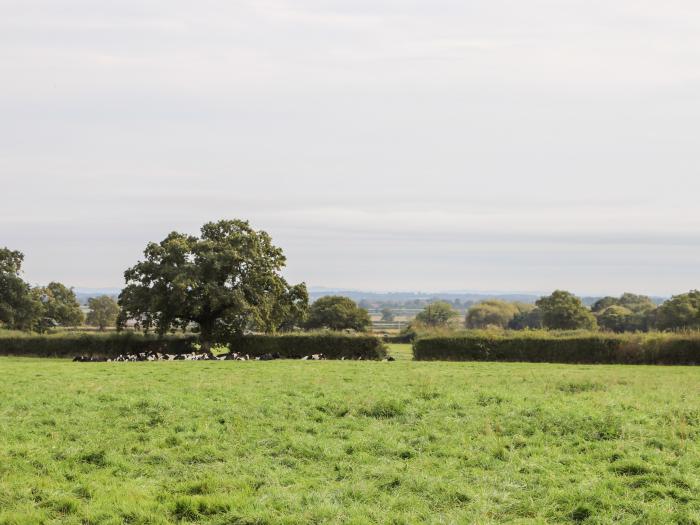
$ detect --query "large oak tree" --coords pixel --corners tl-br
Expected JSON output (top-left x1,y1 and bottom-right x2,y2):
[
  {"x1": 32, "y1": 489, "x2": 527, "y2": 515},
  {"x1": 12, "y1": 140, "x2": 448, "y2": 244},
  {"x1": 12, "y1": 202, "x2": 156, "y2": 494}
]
[{"x1": 118, "y1": 220, "x2": 307, "y2": 351}]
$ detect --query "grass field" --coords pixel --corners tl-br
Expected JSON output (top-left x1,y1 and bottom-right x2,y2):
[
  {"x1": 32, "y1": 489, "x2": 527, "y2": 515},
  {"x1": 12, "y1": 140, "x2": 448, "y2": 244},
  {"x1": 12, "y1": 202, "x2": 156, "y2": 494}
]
[{"x1": 1, "y1": 345, "x2": 699, "y2": 524}]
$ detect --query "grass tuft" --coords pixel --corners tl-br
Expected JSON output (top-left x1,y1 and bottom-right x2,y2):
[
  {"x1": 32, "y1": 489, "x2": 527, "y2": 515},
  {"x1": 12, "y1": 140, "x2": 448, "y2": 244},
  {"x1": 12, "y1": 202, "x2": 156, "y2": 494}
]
[
  {"x1": 79, "y1": 449, "x2": 108, "y2": 467},
  {"x1": 610, "y1": 460, "x2": 653, "y2": 476},
  {"x1": 358, "y1": 399, "x2": 406, "y2": 418},
  {"x1": 557, "y1": 380, "x2": 607, "y2": 393}
]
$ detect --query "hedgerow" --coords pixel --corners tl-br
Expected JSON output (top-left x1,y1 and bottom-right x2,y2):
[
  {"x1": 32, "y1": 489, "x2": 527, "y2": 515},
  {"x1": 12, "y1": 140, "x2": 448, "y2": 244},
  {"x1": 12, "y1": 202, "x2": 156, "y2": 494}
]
[
  {"x1": 0, "y1": 330, "x2": 387, "y2": 360},
  {"x1": 0, "y1": 331, "x2": 196, "y2": 358},
  {"x1": 413, "y1": 330, "x2": 700, "y2": 364}
]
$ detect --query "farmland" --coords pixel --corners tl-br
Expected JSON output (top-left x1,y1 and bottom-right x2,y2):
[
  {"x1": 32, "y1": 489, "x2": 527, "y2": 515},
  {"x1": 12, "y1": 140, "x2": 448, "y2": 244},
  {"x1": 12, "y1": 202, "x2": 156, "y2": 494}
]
[{"x1": 1, "y1": 346, "x2": 699, "y2": 524}]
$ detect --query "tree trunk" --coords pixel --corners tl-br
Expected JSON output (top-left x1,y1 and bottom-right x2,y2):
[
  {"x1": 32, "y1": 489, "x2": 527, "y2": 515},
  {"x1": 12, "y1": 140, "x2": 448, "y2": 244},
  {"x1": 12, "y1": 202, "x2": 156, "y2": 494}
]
[
  {"x1": 199, "y1": 319, "x2": 215, "y2": 357},
  {"x1": 200, "y1": 340, "x2": 213, "y2": 356}
]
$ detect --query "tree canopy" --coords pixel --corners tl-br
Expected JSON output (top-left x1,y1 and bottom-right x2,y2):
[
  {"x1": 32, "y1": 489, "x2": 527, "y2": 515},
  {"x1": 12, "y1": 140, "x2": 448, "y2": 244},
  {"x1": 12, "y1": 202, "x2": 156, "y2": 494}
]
[
  {"x1": 536, "y1": 290, "x2": 597, "y2": 330},
  {"x1": 414, "y1": 301, "x2": 459, "y2": 328},
  {"x1": 592, "y1": 293, "x2": 655, "y2": 314},
  {"x1": 0, "y1": 247, "x2": 42, "y2": 330},
  {"x1": 596, "y1": 305, "x2": 635, "y2": 333},
  {"x1": 465, "y1": 300, "x2": 520, "y2": 329},
  {"x1": 86, "y1": 296, "x2": 120, "y2": 331},
  {"x1": 508, "y1": 306, "x2": 543, "y2": 330},
  {"x1": 0, "y1": 248, "x2": 24, "y2": 275},
  {"x1": 654, "y1": 290, "x2": 700, "y2": 331},
  {"x1": 380, "y1": 307, "x2": 395, "y2": 322},
  {"x1": 118, "y1": 220, "x2": 308, "y2": 349},
  {"x1": 34, "y1": 282, "x2": 84, "y2": 327},
  {"x1": 305, "y1": 296, "x2": 371, "y2": 331}
]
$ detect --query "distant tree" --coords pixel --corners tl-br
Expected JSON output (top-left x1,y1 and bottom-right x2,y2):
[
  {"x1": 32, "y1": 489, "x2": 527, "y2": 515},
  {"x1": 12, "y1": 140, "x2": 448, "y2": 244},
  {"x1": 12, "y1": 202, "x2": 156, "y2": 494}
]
[
  {"x1": 536, "y1": 290, "x2": 597, "y2": 330},
  {"x1": 358, "y1": 299, "x2": 372, "y2": 310},
  {"x1": 268, "y1": 283, "x2": 309, "y2": 332},
  {"x1": 617, "y1": 293, "x2": 656, "y2": 313},
  {"x1": 33, "y1": 282, "x2": 84, "y2": 327},
  {"x1": 380, "y1": 307, "x2": 395, "y2": 322},
  {"x1": 305, "y1": 296, "x2": 371, "y2": 331},
  {"x1": 591, "y1": 293, "x2": 656, "y2": 332},
  {"x1": 415, "y1": 301, "x2": 459, "y2": 328},
  {"x1": 118, "y1": 220, "x2": 308, "y2": 351},
  {"x1": 465, "y1": 300, "x2": 520, "y2": 329},
  {"x1": 0, "y1": 275, "x2": 42, "y2": 331},
  {"x1": 654, "y1": 291, "x2": 700, "y2": 331},
  {"x1": 591, "y1": 296, "x2": 619, "y2": 313},
  {"x1": 0, "y1": 247, "x2": 42, "y2": 331},
  {"x1": 508, "y1": 307, "x2": 543, "y2": 330},
  {"x1": 86, "y1": 296, "x2": 120, "y2": 331},
  {"x1": 597, "y1": 305, "x2": 634, "y2": 333},
  {"x1": 513, "y1": 302, "x2": 536, "y2": 314},
  {"x1": 592, "y1": 293, "x2": 655, "y2": 315}
]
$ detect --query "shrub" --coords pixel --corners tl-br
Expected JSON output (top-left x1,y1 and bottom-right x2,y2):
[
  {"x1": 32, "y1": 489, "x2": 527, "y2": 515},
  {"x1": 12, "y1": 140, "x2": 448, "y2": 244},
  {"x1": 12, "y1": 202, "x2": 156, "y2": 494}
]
[
  {"x1": 412, "y1": 331, "x2": 700, "y2": 365},
  {"x1": 0, "y1": 331, "x2": 196, "y2": 358},
  {"x1": 465, "y1": 300, "x2": 520, "y2": 329},
  {"x1": 228, "y1": 332, "x2": 386, "y2": 360}
]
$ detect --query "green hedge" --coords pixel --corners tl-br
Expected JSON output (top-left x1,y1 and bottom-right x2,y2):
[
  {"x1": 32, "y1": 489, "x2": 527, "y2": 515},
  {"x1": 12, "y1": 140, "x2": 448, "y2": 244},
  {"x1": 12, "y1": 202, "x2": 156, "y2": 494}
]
[
  {"x1": 0, "y1": 332, "x2": 196, "y2": 358},
  {"x1": 0, "y1": 331, "x2": 387, "y2": 360},
  {"x1": 413, "y1": 332, "x2": 700, "y2": 365},
  {"x1": 228, "y1": 333, "x2": 387, "y2": 360}
]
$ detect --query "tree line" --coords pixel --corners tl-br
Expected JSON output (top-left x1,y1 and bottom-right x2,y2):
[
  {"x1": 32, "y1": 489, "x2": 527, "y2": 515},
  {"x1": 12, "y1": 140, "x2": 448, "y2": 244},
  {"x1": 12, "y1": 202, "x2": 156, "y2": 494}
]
[
  {"x1": 0, "y1": 247, "x2": 120, "y2": 331},
  {"x1": 3, "y1": 219, "x2": 700, "y2": 349},
  {"x1": 412, "y1": 290, "x2": 700, "y2": 332}
]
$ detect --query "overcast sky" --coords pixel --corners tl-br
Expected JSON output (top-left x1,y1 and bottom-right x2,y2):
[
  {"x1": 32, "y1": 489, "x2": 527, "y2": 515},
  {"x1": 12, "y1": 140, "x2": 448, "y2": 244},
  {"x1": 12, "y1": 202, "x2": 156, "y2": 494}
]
[{"x1": 2, "y1": 0, "x2": 700, "y2": 295}]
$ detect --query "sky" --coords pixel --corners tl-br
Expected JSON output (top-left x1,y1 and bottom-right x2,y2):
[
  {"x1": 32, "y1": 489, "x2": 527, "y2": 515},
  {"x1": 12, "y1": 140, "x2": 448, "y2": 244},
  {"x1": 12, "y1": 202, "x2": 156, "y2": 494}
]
[{"x1": 2, "y1": 0, "x2": 700, "y2": 296}]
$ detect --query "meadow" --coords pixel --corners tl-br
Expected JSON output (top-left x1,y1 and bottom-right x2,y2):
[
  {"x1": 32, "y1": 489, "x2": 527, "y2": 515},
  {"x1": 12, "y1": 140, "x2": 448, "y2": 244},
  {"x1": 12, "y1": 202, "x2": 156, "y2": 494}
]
[{"x1": 1, "y1": 344, "x2": 699, "y2": 524}]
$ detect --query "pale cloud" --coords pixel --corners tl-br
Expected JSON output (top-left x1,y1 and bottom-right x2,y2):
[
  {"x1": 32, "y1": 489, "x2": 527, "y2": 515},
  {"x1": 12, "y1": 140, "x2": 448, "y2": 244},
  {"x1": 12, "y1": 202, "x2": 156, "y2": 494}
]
[{"x1": 2, "y1": 0, "x2": 700, "y2": 294}]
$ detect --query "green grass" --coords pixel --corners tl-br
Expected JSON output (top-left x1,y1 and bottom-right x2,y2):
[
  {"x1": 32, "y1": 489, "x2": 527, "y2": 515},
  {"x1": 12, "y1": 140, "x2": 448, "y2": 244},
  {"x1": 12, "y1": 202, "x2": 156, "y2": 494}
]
[
  {"x1": 386, "y1": 343, "x2": 413, "y2": 361},
  {"x1": 1, "y1": 348, "x2": 699, "y2": 524}
]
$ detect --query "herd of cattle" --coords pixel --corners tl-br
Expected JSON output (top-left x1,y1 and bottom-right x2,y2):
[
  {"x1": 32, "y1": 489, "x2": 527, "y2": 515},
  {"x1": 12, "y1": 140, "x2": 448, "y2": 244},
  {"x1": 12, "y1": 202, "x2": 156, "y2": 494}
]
[
  {"x1": 72, "y1": 352, "x2": 395, "y2": 362},
  {"x1": 74, "y1": 351, "x2": 313, "y2": 362}
]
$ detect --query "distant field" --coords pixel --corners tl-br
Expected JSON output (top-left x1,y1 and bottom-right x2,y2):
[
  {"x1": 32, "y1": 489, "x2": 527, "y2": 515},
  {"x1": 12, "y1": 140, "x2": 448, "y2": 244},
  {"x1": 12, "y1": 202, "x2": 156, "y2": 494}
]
[{"x1": 1, "y1": 348, "x2": 699, "y2": 524}]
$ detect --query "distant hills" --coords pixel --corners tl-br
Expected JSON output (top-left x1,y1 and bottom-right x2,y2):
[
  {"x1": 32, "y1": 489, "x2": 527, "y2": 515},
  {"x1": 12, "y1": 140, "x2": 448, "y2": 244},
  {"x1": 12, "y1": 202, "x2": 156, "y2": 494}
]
[
  {"x1": 71, "y1": 287, "x2": 667, "y2": 307},
  {"x1": 308, "y1": 289, "x2": 667, "y2": 307},
  {"x1": 73, "y1": 288, "x2": 121, "y2": 305},
  {"x1": 308, "y1": 289, "x2": 540, "y2": 305}
]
